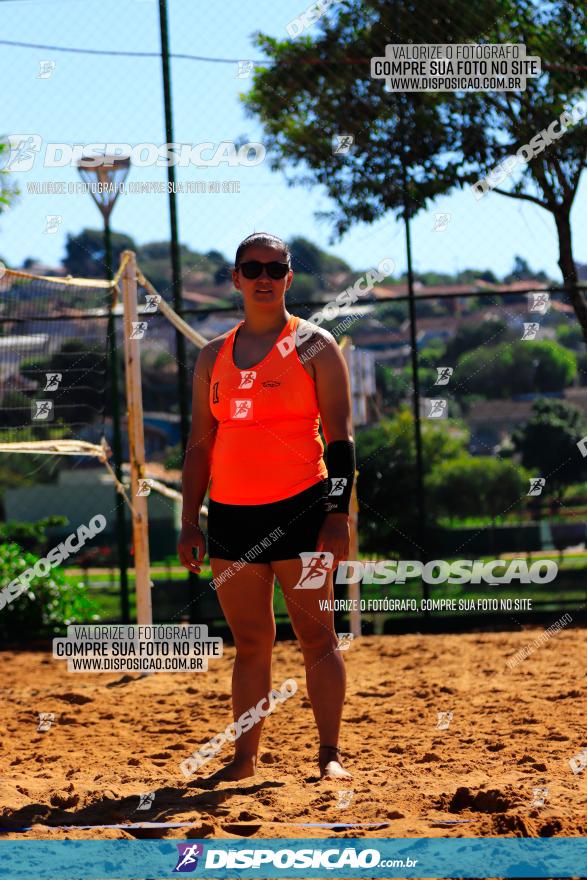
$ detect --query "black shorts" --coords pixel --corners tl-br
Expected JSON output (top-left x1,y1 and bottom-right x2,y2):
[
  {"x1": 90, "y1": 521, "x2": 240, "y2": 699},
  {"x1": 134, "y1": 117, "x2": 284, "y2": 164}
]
[{"x1": 207, "y1": 479, "x2": 328, "y2": 562}]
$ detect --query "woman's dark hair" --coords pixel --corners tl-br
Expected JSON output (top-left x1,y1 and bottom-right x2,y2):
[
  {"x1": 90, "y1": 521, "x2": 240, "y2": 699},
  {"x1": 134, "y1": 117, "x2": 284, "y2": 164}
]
[{"x1": 235, "y1": 232, "x2": 291, "y2": 268}]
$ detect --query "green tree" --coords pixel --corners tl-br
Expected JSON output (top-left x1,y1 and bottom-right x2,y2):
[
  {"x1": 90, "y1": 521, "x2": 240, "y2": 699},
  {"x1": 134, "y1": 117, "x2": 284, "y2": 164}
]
[
  {"x1": 512, "y1": 398, "x2": 587, "y2": 491},
  {"x1": 428, "y1": 456, "x2": 528, "y2": 523},
  {"x1": 289, "y1": 236, "x2": 350, "y2": 285},
  {"x1": 445, "y1": 317, "x2": 513, "y2": 361},
  {"x1": 356, "y1": 408, "x2": 468, "y2": 552},
  {"x1": 412, "y1": 341, "x2": 450, "y2": 393},
  {"x1": 376, "y1": 364, "x2": 409, "y2": 410},
  {"x1": 287, "y1": 273, "x2": 320, "y2": 303},
  {"x1": 243, "y1": 0, "x2": 587, "y2": 337},
  {"x1": 456, "y1": 268, "x2": 499, "y2": 285},
  {"x1": 453, "y1": 340, "x2": 576, "y2": 398},
  {"x1": 0, "y1": 540, "x2": 100, "y2": 639},
  {"x1": 0, "y1": 139, "x2": 19, "y2": 211},
  {"x1": 556, "y1": 323, "x2": 584, "y2": 351},
  {"x1": 374, "y1": 301, "x2": 408, "y2": 325},
  {"x1": 504, "y1": 255, "x2": 532, "y2": 281},
  {"x1": 64, "y1": 228, "x2": 136, "y2": 278}
]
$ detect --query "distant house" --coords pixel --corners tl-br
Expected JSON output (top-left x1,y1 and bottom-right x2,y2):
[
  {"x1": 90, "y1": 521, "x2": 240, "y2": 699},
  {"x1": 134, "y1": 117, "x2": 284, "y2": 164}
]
[
  {"x1": 466, "y1": 387, "x2": 587, "y2": 455},
  {"x1": 563, "y1": 387, "x2": 587, "y2": 411},
  {"x1": 466, "y1": 399, "x2": 536, "y2": 454},
  {"x1": 80, "y1": 414, "x2": 179, "y2": 461},
  {"x1": 0, "y1": 334, "x2": 52, "y2": 383},
  {"x1": 20, "y1": 261, "x2": 68, "y2": 277},
  {"x1": 3, "y1": 468, "x2": 180, "y2": 559},
  {"x1": 371, "y1": 278, "x2": 550, "y2": 316},
  {"x1": 351, "y1": 326, "x2": 411, "y2": 366}
]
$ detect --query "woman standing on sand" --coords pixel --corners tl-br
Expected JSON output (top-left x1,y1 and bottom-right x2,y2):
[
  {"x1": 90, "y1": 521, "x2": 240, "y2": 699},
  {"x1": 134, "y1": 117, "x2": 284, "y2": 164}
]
[{"x1": 178, "y1": 232, "x2": 355, "y2": 781}]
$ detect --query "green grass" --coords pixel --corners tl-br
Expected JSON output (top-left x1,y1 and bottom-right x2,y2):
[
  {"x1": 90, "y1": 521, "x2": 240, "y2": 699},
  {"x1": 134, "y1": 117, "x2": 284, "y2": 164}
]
[{"x1": 60, "y1": 550, "x2": 587, "y2": 624}]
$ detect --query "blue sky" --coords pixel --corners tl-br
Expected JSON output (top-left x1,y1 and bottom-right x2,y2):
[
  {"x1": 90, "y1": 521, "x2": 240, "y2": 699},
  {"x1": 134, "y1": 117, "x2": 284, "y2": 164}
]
[{"x1": 0, "y1": 0, "x2": 585, "y2": 279}]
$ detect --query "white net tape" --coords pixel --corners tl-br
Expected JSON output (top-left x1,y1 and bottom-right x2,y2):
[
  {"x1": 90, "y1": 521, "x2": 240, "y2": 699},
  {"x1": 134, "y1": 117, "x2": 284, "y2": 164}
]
[{"x1": 0, "y1": 257, "x2": 217, "y2": 518}]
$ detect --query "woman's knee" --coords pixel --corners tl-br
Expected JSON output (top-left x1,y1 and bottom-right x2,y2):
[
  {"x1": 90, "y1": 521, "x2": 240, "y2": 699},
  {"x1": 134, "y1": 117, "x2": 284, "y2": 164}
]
[
  {"x1": 296, "y1": 624, "x2": 338, "y2": 656},
  {"x1": 234, "y1": 626, "x2": 275, "y2": 661}
]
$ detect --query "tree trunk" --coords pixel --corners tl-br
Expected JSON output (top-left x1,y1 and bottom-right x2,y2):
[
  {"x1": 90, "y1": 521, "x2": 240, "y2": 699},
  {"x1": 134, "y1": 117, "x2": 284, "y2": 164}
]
[{"x1": 554, "y1": 210, "x2": 587, "y2": 344}]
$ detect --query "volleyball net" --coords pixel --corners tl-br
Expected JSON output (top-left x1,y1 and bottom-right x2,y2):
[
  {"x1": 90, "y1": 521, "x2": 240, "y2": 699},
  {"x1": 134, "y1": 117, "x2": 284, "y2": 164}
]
[{"x1": 0, "y1": 251, "x2": 360, "y2": 631}]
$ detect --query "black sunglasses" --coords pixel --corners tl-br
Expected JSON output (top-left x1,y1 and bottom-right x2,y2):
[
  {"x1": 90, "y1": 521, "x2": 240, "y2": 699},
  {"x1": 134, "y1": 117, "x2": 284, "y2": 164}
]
[{"x1": 237, "y1": 260, "x2": 291, "y2": 280}]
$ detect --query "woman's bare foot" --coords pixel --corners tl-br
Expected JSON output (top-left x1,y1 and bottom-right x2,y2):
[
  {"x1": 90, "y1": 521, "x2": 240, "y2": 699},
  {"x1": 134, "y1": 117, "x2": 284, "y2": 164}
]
[
  {"x1": 204, "y1": 755, "x2": 256, "y2": 783},
  {"x1": 319, "y1": 745, "x2": 352, "y2": 780}
]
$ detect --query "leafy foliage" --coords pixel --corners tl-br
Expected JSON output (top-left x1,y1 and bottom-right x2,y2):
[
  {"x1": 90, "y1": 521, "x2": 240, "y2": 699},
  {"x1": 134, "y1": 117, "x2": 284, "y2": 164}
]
[
  {"x1": 428, "y1": 455, "x2": 528, "y2": 521},
  {"x1": 453, "y1": 340, "x2": 577, "y2": 397},
  {"x1": 512, "y1": 397, "x2": 587, "y2": 489},
  {"x1": 242, "y1": 0, "x2": 587, "y2": 330},
  {"x1": 0, "y1": 541, "x2": 100, "y2": 639},
  {"x1": 355, "y1": 408, "x2": 468, "y2": 551},
  {"x1": 64, "y1": 228, "x2": 137, "y2": 278}
]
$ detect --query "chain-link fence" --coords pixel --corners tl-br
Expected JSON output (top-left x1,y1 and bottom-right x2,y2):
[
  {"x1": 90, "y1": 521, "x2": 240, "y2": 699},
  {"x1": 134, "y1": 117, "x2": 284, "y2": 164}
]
[{"x1": 1, "y1": 0, "x2": 586, "y2": 638}]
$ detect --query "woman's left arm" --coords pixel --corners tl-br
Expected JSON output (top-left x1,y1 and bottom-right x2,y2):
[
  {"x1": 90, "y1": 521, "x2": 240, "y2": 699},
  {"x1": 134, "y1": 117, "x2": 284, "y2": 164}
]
[{"x1": 312, "y1": 335, "x2": 354, "y2": 567}]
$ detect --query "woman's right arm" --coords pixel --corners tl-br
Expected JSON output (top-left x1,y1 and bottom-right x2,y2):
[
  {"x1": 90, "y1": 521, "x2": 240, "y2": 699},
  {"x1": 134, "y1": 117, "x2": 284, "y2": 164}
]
[{"x1": 178, "y1": 343, "x2": 219, "y2": 574}]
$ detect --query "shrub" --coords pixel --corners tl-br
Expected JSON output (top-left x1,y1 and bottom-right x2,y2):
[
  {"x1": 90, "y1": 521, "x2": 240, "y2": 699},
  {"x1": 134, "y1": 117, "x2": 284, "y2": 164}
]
[{"x1": 0, "y1": 541, "x2": 100, "y2": 640}]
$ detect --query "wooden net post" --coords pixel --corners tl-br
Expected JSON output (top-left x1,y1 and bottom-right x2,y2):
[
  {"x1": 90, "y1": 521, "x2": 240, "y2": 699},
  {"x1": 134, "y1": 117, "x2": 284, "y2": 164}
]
[
  {"x1": 340, "y1": 336, "x2": 361, "y2": 638},
  {"x1": 121, "y1": 250, "x2": 152, "y2": 625}
]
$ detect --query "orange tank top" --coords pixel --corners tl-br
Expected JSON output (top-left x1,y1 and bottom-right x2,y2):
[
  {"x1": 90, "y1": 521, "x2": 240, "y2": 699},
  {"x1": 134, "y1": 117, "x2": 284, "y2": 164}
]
[{"x1": 208, "y1": 313, "x2": 327, "y2": 504}]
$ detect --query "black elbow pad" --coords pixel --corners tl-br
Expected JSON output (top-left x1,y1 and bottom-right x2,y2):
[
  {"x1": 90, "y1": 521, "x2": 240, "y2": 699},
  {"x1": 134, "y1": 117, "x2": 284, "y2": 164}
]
[{"x1": 324, "y1": 439, "x2": 355, "y2": 513}]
